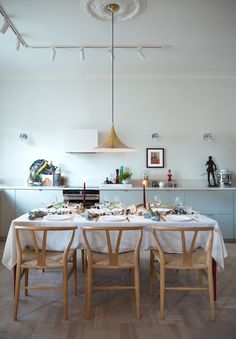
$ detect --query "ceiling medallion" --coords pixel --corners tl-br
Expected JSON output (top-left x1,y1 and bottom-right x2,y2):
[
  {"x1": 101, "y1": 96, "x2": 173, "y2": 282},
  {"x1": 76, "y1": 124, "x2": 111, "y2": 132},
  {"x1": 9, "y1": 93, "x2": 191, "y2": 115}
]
[{"x1": 85, "y1": 0, "x2": 146, "y2": 22}]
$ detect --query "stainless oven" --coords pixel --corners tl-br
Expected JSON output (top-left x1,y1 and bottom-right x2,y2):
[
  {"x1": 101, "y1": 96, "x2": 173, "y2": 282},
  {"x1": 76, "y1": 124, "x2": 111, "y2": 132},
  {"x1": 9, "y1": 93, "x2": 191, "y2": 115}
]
[{"x1": 63, "y1": 189, "x2": 100, "y2": 208}]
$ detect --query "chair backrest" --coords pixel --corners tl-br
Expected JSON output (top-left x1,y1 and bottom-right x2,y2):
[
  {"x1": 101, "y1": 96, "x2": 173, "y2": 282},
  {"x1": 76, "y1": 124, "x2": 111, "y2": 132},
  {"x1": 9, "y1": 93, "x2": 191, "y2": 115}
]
[
  {"x1": 152, "y1": 226, "x2": 214, "y2": 267},
  {"x1": 82, "y1": 226, "x2": 143, "y2": 266},
  {"x1": 15, "y1": 226, "x2": 77, "y2": 267}
]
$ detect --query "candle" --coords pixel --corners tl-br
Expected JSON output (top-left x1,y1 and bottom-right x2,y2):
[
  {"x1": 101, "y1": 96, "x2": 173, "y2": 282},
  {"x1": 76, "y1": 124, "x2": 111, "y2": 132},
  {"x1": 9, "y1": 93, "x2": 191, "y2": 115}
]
[
  {"x1": 142, "y1": 180, "x2": 146, "y2": 209},
  {"x1": 83, "y1": 178, "x2": 86, "y2": 207}
]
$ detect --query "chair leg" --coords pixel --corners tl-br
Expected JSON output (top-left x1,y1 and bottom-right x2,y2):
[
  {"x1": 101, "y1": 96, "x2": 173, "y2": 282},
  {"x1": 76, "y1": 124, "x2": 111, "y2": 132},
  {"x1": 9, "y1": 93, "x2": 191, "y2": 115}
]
[
  {"x1": 159, "y1": 265, "x2": 165, "y2": 320},
  {"x1": 73, "y1": 250, "x2": 77, "y2": 296},
  {"x1": 198, "y1": 269, "x2": 203, "y2": 296},
  {"x1": 149, "y1": 251, "x2": 154, "y2": 295},
  {"x1": 85, "y1": 266, "x2": 92, "y2": 320},
  {"x1": 13, "y1": 265, "x2": 21, "y2": 320},
  {"x1": 207, "y1": 266, "x2": 215, "y2": 320},
  {"x1": 24, "y1": 269, "x2": 29, "y2": 296},
  {"x1": 63, "y1": 268, "x2": 69, "y2": 320},
  {"x1": 134, "y1": 265, "x2": 141, "y2": 319},
  {"x1": 81, "y1": 249, "x2": 85, "y2": 273}
]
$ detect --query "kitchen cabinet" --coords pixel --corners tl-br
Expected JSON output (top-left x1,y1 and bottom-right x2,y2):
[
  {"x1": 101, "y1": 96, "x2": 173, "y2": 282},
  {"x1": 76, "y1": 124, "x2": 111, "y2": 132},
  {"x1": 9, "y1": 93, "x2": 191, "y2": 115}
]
[
  {"x1": 0, "y1": 190, "x2": 16, "y2": 238},
  {"x1": 185, "y1": 191, "x2": 234, "y2": 239},
  {"x1": 234, "y1": 192, "x2": 236, "y2": 238},
  {"x1": 15, "y1": 189, "x2": 63, "y2": 217}
]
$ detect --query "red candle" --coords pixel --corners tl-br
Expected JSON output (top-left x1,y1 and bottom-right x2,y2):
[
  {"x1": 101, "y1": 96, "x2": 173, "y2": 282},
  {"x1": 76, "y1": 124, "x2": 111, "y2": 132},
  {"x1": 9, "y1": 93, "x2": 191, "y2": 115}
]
[
  {"x1": 142, "y1": 180, "x2": 146, "y2": 209},
  {"x1": 83, "y1": 178, "x2": 86, "y2": 207}
]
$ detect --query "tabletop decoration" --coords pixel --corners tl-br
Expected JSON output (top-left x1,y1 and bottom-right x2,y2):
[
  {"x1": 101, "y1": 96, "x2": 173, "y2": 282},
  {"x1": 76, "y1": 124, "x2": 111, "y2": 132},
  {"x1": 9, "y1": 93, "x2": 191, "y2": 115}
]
[
  {"x1": 28, "y1": 209, "x2": 47, "y2": 220},
  {"x1": 143, "y1": 205, "x2": 161, "y2": 221}
]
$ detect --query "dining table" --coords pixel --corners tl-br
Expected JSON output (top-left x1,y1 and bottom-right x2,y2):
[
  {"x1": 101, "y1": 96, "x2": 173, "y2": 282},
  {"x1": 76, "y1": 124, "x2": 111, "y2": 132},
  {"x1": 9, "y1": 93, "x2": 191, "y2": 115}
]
[{"x1": 2, "y1": 212, "x2": 227, "y2": 300}]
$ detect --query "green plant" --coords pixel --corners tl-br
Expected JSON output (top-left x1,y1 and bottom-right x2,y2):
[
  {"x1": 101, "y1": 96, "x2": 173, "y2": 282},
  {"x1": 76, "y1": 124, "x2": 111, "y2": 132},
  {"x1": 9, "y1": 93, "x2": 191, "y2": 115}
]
[{"x1": 119, "y1": 171, "x2": 132, "y2": 182}]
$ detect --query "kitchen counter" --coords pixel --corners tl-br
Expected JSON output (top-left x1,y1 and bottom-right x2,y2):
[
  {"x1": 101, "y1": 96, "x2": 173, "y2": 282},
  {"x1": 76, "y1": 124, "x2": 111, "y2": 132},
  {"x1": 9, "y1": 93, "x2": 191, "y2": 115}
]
[{"x1": 0, "y1": 185, "x2": 236, "y2": 191}]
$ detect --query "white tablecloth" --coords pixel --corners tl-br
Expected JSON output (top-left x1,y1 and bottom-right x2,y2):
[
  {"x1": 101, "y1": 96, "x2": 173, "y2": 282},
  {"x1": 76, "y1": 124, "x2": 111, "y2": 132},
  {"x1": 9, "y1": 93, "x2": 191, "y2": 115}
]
[{"x1": 2, "y1": 213, "x2": 227, "y2": 272}]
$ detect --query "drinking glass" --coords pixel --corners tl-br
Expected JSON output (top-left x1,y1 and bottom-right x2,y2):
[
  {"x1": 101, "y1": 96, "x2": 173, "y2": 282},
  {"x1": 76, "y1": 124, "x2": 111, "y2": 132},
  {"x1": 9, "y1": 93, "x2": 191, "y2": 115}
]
[
  {"x1": 154, "y1": 195, "x2": 161, "y2": 207},
  {"x1": 174, "y1": 196, "x2": 182, "y2": 207}
]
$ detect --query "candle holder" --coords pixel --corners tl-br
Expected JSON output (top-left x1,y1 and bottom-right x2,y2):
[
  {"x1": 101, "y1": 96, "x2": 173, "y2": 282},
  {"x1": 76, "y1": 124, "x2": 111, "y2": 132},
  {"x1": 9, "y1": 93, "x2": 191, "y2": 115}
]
[
  {"x1": 142, "y1": 180, "x2": 147, "y2": 209},
  {"x1": 83, "y1": 180, "x2": 86, "y2": 208}
]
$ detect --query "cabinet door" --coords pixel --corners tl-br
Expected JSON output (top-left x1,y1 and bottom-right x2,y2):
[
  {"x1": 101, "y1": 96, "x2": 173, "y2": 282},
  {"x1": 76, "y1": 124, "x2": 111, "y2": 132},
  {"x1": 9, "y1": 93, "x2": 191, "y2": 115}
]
[
  {"x1": 15, "y1": 189, "x2": 63, "y2": 216},
  {"x1": 204, "y1": 213, "x2": 234, "y2": 239},
  {"x1": 185, "y1": 191, "x2": 234, "y2": 239},
  {"x1": 0, "y1": 190, "x2": 16, "y2": 237},
  {"x1": 185, "y1": 191, "x2": 233, "y2": 214}
]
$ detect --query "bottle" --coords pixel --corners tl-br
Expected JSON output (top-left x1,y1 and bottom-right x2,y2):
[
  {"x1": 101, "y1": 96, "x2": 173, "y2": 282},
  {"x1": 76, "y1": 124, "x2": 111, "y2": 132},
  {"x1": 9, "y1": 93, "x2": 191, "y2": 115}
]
[{"x1": 53, "y1": 167, "x2": 61, "y2": 186}]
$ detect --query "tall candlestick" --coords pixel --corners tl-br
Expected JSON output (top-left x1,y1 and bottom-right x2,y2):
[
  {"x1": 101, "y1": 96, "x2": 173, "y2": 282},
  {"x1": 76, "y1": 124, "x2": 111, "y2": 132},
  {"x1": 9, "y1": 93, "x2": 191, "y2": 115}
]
[
  {"x1": 142, "y1": 180, "x2": 146, "y2": 209},
  {"x1": 83, "y1": 178, "x2": 86, "y2": 208}
]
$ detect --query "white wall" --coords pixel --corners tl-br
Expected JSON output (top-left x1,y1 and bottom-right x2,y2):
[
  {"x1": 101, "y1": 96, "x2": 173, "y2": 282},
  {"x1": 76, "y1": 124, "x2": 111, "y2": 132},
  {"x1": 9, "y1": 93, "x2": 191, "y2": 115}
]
[{"x1": 0, "y1": 74, "x2": 236, "y2": 186}]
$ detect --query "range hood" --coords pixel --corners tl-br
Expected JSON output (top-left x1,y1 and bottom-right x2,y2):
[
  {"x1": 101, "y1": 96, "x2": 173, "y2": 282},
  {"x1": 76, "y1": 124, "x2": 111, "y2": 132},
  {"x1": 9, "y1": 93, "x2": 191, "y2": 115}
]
[{"x1": 64, "y1": 129, "x2": 98, "y2": 153}]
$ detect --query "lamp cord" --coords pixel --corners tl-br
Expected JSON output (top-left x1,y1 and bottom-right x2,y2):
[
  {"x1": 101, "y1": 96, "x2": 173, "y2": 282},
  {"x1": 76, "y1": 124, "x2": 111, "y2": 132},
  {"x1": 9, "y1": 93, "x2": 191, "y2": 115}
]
[{"x1": 111, "y1": 11, "x2": 114, "y2": 125}]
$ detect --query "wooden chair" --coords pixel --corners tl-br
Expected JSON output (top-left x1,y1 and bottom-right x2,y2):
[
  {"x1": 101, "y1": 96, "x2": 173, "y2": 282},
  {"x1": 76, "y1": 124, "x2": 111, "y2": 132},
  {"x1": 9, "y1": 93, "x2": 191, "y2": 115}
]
[
  {"x1": 150, "y1": 226, "x2": 215, "y2": 320},
  {"x1": 13, "y1": 225, "x2": 78, "y2": 320},
  {"x1": 82, "y1": 226, "x2": 143, "y2": 319}
]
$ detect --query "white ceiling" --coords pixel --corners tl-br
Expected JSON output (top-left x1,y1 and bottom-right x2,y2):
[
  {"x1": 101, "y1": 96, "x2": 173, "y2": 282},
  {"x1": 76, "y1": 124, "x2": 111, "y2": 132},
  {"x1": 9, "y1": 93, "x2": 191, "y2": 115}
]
[{"x1": 0, "y1": 0, "x2": 236, "y2": 75}]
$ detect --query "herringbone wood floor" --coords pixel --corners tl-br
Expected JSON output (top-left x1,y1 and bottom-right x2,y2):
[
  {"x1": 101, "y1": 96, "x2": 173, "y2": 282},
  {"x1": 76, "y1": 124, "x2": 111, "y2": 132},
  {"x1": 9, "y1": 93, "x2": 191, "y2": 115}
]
[{"x1": 0, "y1": 241, "x2": 235, "y2": 339}]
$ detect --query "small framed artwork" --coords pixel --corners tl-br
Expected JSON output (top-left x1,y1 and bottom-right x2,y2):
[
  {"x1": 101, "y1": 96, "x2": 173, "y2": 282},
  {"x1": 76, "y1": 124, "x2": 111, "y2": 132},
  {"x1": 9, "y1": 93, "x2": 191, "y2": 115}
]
[{"x1": 146, "y1": 148, "x2": 164, "y2": 168}]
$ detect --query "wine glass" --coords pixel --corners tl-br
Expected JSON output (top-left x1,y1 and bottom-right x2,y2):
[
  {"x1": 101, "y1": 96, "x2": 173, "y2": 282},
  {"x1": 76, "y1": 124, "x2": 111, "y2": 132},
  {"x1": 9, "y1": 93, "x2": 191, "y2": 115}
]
[
  {"x1": 154, "y1": 195, "x2": 161, "y2": 207},
  {"x1": 174, "y1": 196, "x2": 182, "y2": 207}
]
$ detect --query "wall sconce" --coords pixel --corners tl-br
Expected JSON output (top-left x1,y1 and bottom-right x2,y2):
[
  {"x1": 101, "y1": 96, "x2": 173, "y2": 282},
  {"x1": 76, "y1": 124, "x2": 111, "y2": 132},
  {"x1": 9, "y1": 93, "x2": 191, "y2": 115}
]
[
  {"x1": 203, "y1": 133, "x2": 214, "y2": 142},
  {"x1": 19, "y1": 133, "x2": 29, "y2": 142},
  {"x1": 151, "y1": 132, "x2": 161, "y2": 142}
]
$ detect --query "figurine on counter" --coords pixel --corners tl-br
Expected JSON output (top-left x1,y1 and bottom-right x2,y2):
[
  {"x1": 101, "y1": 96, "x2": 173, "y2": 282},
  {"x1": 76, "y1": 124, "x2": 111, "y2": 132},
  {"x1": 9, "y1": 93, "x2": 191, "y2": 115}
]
[
  {"x1": 167, "y1": 169, "x2": 172, "y2": 186},
  {"x1": 206, "y1": 156, "x2": 218, "y2": 187}
]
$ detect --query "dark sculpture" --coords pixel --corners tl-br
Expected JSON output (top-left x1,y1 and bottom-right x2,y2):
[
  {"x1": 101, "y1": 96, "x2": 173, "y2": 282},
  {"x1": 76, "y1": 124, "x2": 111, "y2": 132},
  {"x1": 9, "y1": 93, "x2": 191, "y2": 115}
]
[{"x1": 206, "y1": 156, "x2": 218, "y2": 187}]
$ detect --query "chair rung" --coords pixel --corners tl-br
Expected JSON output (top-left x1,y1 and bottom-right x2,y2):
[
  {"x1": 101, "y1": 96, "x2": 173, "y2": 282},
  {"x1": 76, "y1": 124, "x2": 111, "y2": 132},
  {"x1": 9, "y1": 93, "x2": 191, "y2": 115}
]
[
  {"x1": 165, "y1": 287, "x2": 208, "y2": 291},
  {"x1": 93, "y1": 285, "x2": 135, "y2": 291},
  {"x1": 25, "y1": 285, "x2": 63, "y2": 291}
]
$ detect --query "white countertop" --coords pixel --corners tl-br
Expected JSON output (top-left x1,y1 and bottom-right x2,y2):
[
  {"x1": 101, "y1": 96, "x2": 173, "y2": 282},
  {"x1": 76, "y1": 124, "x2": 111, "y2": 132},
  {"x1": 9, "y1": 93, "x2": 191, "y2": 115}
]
[{"x1": 0, "y1": 185, "x2": 235, "y2": 191}]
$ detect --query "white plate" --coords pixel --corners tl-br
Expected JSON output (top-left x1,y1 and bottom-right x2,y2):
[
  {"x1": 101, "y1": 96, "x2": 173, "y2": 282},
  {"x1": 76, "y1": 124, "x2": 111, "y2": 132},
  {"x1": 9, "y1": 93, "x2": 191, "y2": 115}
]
[
  {"x1": 99, "y1": 215, "x2": 127, "y2": 222},
  {"x1": 44, "y1": 214, "x2": 73, "y2": 221},
  {"x1": 156, "y1": 208, "x2": 172, "y2": 213},
  {"x1": 166, "y1": 215, "x2": 192, "y2": 222}
]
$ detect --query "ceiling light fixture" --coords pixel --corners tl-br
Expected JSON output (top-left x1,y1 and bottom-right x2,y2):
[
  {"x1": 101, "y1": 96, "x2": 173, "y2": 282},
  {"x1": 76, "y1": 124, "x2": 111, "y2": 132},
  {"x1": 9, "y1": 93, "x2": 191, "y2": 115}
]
[
  {"x1": 137, "y1": 47, "x2": 145, "y2": 60},
  {"x1": 203, "y1": 132, "x2": 214, "y2": 142},
  {"x1": 151, "y1": 132, "x2": 161, "y2": 142},
  {"x1": 0, "y1": 18, "x2": 9, "y2": 33},
  {"x1": 80, "y1": 47, "x2": 85, "y2": 61},
  {"x1": 50, "y1": 47, "x2": 56, "y2": 61},
  {"x1": 95, "y1": 3, "x2": 136, "y2": 153}
]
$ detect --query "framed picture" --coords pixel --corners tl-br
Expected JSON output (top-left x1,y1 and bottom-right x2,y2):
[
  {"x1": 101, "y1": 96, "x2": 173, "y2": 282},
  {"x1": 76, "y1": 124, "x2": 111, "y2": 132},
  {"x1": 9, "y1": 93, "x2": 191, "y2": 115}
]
[{"x1": 146, "y1": 148, "x2": 164, "y2": 168}]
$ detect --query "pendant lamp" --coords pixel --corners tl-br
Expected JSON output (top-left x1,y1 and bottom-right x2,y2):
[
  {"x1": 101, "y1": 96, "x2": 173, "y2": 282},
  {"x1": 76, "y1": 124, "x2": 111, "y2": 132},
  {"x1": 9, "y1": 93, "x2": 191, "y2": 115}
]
[{"x1": 95, "y1": 3, "x2": 136, "y2": 153}]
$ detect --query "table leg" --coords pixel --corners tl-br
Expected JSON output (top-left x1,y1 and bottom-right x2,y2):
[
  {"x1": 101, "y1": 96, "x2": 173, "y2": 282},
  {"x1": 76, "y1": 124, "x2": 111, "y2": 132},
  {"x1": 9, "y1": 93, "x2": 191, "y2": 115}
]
[
  {"x1": 212, "y1": 258, "x2": 217, "y2": 301},
  {"x1": 13, "y1": 264, "x2": 16, "y2": 296}
]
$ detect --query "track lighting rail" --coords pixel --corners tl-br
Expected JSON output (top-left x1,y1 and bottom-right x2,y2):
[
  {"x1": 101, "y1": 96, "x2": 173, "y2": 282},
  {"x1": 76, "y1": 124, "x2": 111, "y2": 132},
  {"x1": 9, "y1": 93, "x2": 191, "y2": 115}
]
[{"x1": 0, "y1": 5, "x2": 172, "y2": 54}]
